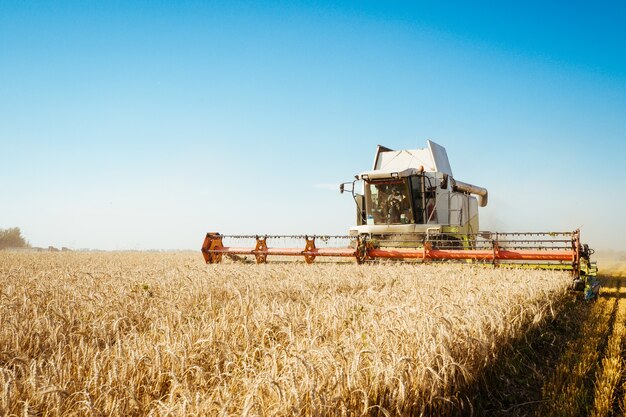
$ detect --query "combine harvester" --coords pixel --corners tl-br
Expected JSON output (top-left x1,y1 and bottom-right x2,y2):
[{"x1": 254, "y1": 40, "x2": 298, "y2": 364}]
[{"x1": 203, "y1": 141, "x2": 600, "y2": 299}]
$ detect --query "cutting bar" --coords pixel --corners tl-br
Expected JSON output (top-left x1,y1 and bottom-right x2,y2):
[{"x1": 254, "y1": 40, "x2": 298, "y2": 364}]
[
  {"x1": 202, "y1": 231, "x2": 580, "y2": 267},
  {"x1": 202, "y1": 233, "x2": 358, "y2": 264},
  {"x1": 208, "y1": 247, "x2": 357, "y2": 257},
  {"x1": 368, "y1": 248, "x2": 574, "y2": 261}
]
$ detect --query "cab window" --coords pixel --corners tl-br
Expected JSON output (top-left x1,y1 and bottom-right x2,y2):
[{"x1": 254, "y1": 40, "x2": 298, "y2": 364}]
[{"x1": 365, "y1": 179, "x2": 414, "y2": 225}]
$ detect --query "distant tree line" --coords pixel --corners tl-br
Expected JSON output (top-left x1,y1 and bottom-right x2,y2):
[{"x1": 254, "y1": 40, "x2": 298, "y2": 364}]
[{"x1": 0, "y1": 227, "x2": 30, "y2": 250}]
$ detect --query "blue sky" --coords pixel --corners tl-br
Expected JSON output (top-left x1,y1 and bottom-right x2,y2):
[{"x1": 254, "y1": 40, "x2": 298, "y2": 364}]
[{"x1": 1, "y1": 1, "x2": 625, "y2": 250}]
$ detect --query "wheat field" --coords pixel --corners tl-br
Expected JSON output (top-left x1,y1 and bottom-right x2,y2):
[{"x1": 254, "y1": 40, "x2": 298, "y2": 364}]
[{"x1": 0, "y1": 252, "x2": 572, "y2": 416}]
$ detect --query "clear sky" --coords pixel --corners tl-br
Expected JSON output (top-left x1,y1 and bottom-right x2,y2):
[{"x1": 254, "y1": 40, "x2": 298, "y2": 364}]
[{"x1": 1, "y1": 1, "x2": 625, "y2": 250}]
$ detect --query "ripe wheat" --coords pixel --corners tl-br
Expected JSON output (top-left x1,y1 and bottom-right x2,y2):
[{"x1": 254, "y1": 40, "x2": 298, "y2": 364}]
[{"x1": 0, "y1": 252, "x2": 571, "y2": 416}]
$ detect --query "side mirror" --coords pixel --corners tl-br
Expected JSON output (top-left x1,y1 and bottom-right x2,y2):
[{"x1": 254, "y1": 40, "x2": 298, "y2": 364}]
[{"x1": 339, "y1": 183, "x2": 345, "y2": 194}]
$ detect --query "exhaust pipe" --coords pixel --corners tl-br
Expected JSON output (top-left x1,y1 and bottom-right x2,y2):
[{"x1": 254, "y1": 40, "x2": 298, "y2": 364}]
[{"x1": 453, "y1": 180, "x2": 488, "y2": 207}]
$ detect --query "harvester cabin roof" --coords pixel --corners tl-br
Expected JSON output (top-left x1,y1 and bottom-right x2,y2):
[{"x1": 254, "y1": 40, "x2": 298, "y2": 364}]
[{"x1": 371, "y1": 140, "x2": 453, "y2": 176}]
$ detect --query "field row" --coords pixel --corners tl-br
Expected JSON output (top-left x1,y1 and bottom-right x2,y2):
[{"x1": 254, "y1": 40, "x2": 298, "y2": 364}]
[{"x1": 536, "y1": 275, "x2": 626, "y2": 417}]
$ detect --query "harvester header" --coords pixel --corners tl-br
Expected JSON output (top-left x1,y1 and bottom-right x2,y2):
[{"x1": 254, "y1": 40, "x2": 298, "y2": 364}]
[{"x1": 203, "y1": 140, "x2": 599, "y2": 299}]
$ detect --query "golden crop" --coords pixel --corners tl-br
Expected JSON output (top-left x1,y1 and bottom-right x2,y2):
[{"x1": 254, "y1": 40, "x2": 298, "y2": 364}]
[
  {"x1": 538, "y1": 292, "x2": 615, "y2": 417},
  {"x1": 591, "y1": 281, "x2": 626, "y2": 417},
  {"x1": 597, "y1": 256, "x2": 626, "y2": 278},
  {"x1": 0, "y1": 252, "x2": 572, "y2": 416},
  {"x1": 536, "y1": 272, "x2": 626, "y2": 417}
]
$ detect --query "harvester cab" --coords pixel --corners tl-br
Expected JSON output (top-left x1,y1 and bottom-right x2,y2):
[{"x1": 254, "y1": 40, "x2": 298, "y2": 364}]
[{"x1": 342, "y1": 141, "x2": 487, "y2": 247}]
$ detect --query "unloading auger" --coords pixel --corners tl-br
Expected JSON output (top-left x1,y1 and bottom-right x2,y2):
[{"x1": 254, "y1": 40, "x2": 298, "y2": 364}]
[{"x1": 202, "y1": 141, "x2": 599, "y2": 299}]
